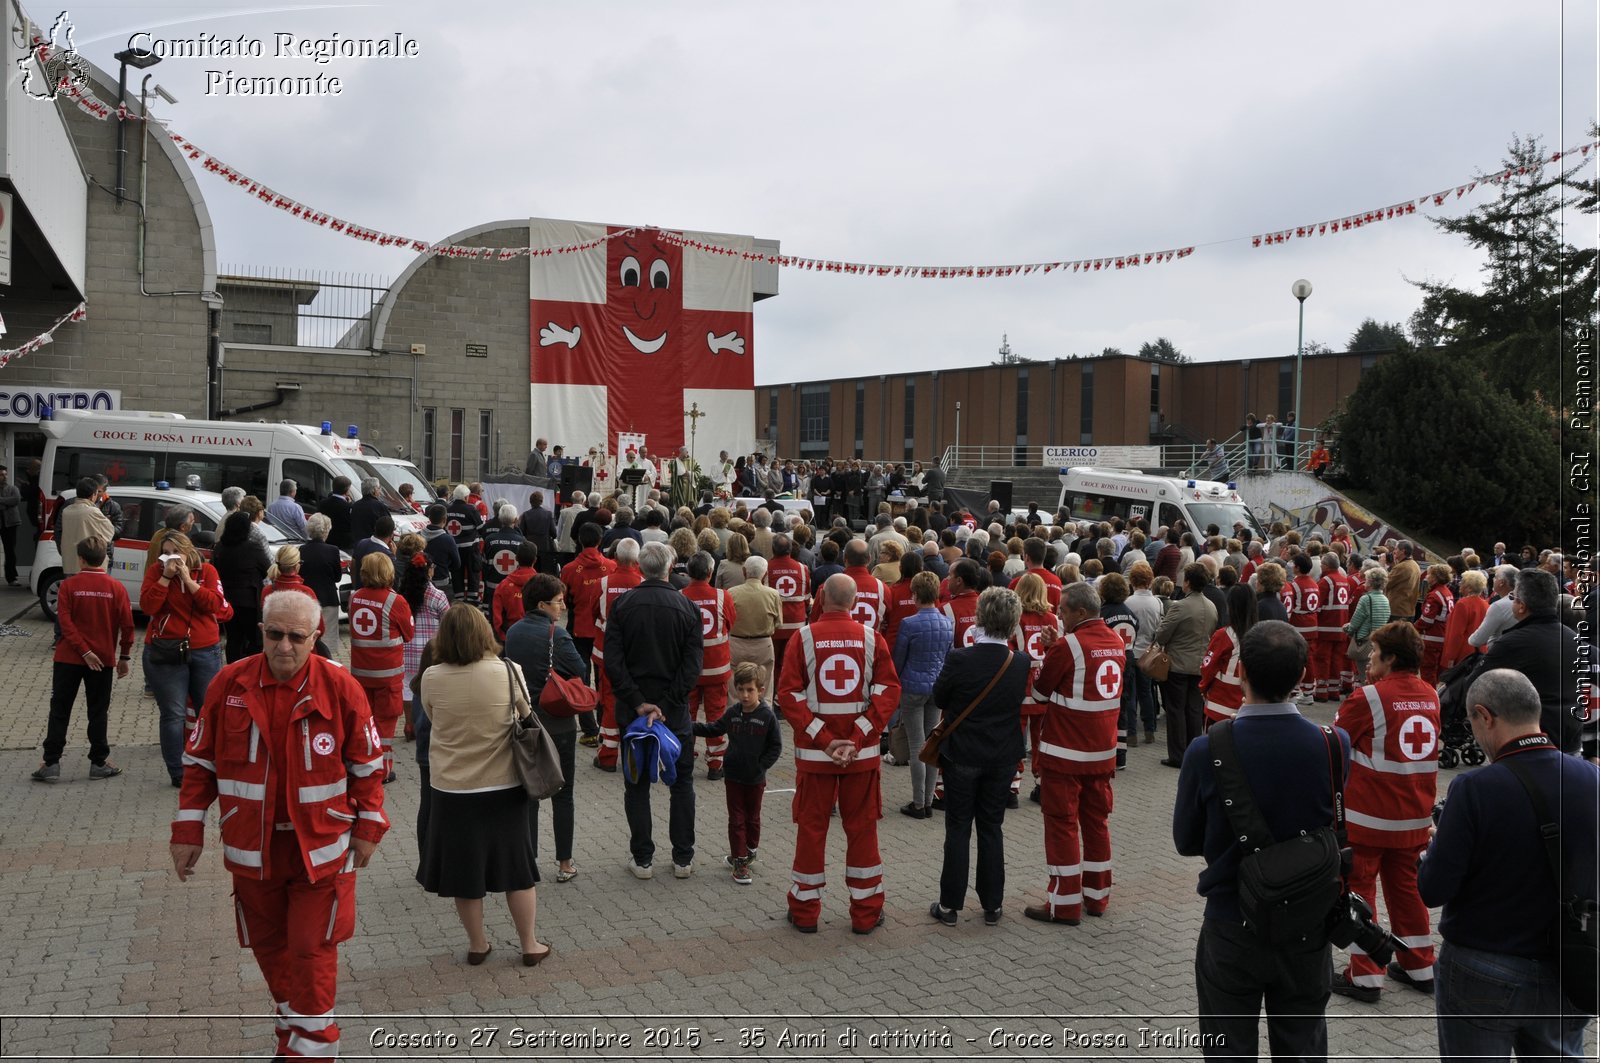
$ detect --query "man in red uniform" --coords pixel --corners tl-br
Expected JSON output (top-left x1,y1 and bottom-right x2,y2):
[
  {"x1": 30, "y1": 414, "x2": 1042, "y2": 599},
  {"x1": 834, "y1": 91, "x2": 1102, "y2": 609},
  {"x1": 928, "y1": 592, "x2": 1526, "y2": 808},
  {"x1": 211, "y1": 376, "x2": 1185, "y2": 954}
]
[
  {"x1": 170, "y1": 591, "x2": 387, "y2": 1059},
  {"x1": 492, "y1": 542, "x2": 540, "y2": 640},
  {"x1": 560, "y1": 522, "x2": 614, "y2": 746},
  {"x1": 809, "y1": 539, "x2": 886, "y2": 630},
  {"x1": 348, "y1": 553, "x2": 415, "y2": 782},
  {"x1": 1417, "y1": 564, "x2": 1454, "y2": 687},
  {"x1": 1330, "y1": 621, "x2": 1440, "y2": 1002},
  {"x1": 1028, "y1": 581, "x2": 1124, "y2": 924},
  {"x1": 1287, "y1": 554, "x2": 1322, "y2": 701},
  {"x1": 1022, "y1": 538, "x2": 1063, "y2": 611},
  {"x1": 766, "y1": 534, "x2": 812, "y2": 678},
  {"x1": 940, "y1": 560, "x2": 982, "y2": 648},
  {"x1": 591, "y1": 538, "x2": 645, "y2": 771},
  {"x1": 1313, "y1": 553, "x2": 1351, "y2": 703},
  {"x1": 1339, "y1": 552, "x2": 1365, "y2": 697},
  {"x1": 33, "y1": 537, "x2": 134, "y2": 782},
  {"x1": 778, "y1": 574, "x2": 901, "y2": 934},
  {"x1": 682, "y1": 551, "x2": 737, "y2": 779}
]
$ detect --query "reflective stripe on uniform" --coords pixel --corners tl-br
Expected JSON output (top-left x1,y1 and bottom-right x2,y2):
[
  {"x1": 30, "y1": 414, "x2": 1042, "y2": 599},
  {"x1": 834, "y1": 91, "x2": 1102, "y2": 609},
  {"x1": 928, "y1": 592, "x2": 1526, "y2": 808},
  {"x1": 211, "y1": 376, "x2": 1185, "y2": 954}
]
[
  {"x1": 1038, "y1": 741, "x2": 1116, "y2": 762},
  {"x1": 1344, "y1": 808, "x2": 1434, "y2": 832},
  {"x1": 298, "y1": 779, "x2": 348, "y2": 803},
  {"x1": 224, "y1": 844, "x2": 263, "y2": 867},
  {"x1": 306, "y1": 831, "x2": 351, "y2": 867},
  {"x1": 217, "y1": 778, "x2": 267, "y2": 800}
]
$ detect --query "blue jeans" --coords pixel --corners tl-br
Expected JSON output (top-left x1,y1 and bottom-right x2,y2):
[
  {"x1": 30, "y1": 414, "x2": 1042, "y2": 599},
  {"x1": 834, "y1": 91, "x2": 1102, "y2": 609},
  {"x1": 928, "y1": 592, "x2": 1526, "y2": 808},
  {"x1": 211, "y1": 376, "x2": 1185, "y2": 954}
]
[
  {"x1": 144, "y1": 642, "x2": 223, "y2": 782},
  {"x1": 1435, "y1": 941, "x2": 1588, "y2": 1062},
  {"x1": 1134, "y1": 667, "x2": 1159, "y2": 733}
]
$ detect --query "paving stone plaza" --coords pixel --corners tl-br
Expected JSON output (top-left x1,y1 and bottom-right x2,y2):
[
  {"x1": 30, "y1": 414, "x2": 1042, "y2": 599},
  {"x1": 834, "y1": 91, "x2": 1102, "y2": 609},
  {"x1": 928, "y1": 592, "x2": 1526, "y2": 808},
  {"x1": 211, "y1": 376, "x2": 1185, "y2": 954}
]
[{"x1": 0, "y1": 588, "x2": 1574, "y2": 1060}]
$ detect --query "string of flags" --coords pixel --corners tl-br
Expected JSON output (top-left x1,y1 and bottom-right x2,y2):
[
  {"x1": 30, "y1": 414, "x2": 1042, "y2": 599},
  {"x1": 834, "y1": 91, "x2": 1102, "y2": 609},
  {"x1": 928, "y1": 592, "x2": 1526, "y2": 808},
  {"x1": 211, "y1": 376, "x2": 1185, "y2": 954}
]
[
  {"x1": 0, "y1": 304, "x2": 88, "y2": 368},
  {"x1": 24, "y1": 25, "x2": 1600, "y2": 275}
]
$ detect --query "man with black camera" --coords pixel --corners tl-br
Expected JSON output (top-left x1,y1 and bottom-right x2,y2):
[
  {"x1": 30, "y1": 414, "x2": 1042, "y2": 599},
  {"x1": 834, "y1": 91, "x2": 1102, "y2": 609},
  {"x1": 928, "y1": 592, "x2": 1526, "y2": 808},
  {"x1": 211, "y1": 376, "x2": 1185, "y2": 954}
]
[
  {"x1": 1174, "y1": 620, "x2": 1351, "y2": 1059},
  {"x1": 1419, "y1": 668, "x2": 1598, "y2": 1061}
]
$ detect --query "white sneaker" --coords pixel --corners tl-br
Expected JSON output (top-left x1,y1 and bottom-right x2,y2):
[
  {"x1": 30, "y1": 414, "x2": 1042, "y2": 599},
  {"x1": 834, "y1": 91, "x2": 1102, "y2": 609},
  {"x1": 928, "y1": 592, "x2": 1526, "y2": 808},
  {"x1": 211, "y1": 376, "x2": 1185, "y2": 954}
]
[
  {"x1": 628, "y1": 859, "x2": 653, "y2": 880},
  {"x1": 673, "y1": 862, "x2": 693, "y2": 879}
]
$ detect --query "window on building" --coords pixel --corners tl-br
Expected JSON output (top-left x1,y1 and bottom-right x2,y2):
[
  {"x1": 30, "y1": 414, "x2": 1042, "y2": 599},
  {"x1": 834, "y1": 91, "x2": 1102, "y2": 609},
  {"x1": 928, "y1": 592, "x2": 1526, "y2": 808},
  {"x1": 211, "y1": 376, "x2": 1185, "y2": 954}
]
[
  {"x1": 1360, "y1": 354, "x2": 1378, "y2": 374},
  {"x1": 768, "y1": 390, "x2": 779, "y2": 442},
  {"x1": 1277, "y1": 364, "x2": 1293, "y2": 420},
  {"x1": 1016, "y1": 368, "x2": 1029, "y2": 437},
  {"x1": 904, "y1": 379, "x2": 916, "y2": 462},
  {"x1": 229, "y1": 321, "x2": 273, "y2": 345},
  {"x1": 1150, "y1": 363, "x2": 1161, "y2": 413},
  {"x1": 421, "y1": 408, "x2": 437, "y2": 481},
  {"x1": 449, "y1": 409, "x2": 465, "y2": 483},
  {"x1": 854, "y1": 381, "x2": 865, "y2": 458},
  {"x1": 799, "y1": 385, "x2": 830, "y2": 457},
  {"x1": 1080, "y1": 363, "x2": 1095, "y2": 445},
  {"x1": 478, "y1": 410, "x2": 493, "y2": 478}
]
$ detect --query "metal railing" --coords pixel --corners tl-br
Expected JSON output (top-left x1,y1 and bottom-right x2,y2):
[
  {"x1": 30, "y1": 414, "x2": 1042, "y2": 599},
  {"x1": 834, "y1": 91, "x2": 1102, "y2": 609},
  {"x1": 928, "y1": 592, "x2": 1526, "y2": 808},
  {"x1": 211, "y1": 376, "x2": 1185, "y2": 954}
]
[
  {"x1": 217, "y1": 265, "x2": 392, "y2": 349},
  {"x1": 938, "y1": 431, "x2": 1323, "y2": 480}
]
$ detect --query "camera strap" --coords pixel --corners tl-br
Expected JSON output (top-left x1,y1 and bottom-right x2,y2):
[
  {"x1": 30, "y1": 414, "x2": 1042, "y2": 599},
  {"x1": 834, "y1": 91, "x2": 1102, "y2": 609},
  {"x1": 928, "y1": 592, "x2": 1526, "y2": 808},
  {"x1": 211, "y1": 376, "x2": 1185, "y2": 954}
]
[{"x1": 1210, "y1": 720, "x2": 1343, "y2": 853}]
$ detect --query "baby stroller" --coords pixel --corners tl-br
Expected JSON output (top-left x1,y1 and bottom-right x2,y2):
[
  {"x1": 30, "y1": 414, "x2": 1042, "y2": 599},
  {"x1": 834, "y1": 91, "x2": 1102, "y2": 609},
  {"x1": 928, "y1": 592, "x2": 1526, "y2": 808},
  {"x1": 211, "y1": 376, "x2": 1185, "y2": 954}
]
[{"x1": 1435, "y1": 656, "x2": 1485, "y2": 769}]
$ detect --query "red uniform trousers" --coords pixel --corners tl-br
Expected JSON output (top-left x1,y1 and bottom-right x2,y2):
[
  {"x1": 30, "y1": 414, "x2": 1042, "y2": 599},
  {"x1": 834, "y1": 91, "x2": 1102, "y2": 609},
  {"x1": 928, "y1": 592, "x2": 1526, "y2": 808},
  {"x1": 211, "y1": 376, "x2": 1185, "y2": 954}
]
[
  {"x1": 1040, "y1": 768, "x2": 1114, "y2": 920},
  {"x1": 1013, "y1": 710, "x2": 1045, "y2": 794},
  {"x1": 725, "y1": 780, "x2": 765, "y2": 860},
  {"x1": 1312, "y1": 636, "x2": 1344, "y2": 700},
  {"x1": 1346, "y1": 841, "x2": 1434, "y2": 988},
  {"x1": 595, "y1": 667, "x2": 621, "y2": 768},
  {"x1": 361, "y1": 683, "x2": 403, "y2": 777},
  {"x1": 788, "y1": 770, "x2": 884, "y2": 932},
  {"x1": 772, "y1": 631, "x2": 795, "y2": 685},
  {"x1": 688, "y1": 679, "x2": 728, "y2": 770},
  {"x1": 1419, "y1": 643, "x2": 1445, "y2": 688},
  {"x1": 233, "y1": 833, "x2": 355, "y2": 1058}
]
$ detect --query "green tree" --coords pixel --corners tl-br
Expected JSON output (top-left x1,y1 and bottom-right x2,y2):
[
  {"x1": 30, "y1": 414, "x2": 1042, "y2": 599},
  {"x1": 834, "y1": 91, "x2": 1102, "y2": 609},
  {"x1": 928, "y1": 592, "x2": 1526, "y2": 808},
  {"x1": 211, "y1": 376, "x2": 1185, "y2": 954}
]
[
  {"x1": 1138, "y1": 337, "x2": 1189, "y2": 363},
  {"x1": 1334, "y1": 344, "x2": 1559, "y2": 547},
  {"x1": 1409, "y1": 134, "x2": 1591, "y2": 404},
  {"x1": 1346, "y1": 318, "x2": 1407, "y2": 353},
  {"x1": 1099, "y1": 346, "x2": 1127, "y2": 358}
]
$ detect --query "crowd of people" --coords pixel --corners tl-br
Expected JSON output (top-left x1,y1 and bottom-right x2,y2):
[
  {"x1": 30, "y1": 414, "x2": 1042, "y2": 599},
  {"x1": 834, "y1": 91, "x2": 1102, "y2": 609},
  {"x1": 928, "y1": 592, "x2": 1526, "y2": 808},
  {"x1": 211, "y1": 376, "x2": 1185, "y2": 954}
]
[{"x1": 21, "y1": 457, "x2": 1598, "y2": 1060}]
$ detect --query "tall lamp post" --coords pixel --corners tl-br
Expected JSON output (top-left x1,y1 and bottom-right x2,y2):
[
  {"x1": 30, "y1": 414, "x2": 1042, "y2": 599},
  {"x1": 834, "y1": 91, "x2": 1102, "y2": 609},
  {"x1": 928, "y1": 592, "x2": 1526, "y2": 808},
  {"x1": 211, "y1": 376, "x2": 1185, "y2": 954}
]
[
  {"x1": 112, "y1": 45, "x2": 162, "y2": 205},
  {"x1": 1291, "y1": 278, "x2": 1313, "y2": 470},
  {"x1": 954, "y1": 400, "x2": 962, "y2": 468}
]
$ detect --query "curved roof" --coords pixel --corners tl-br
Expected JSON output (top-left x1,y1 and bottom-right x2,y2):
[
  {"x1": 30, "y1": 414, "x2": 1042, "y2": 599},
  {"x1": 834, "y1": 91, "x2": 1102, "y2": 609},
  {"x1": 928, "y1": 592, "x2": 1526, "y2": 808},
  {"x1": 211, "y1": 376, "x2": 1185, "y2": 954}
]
[{"x1": 370, "y1": 219, "x2": 524, "y2": 351}]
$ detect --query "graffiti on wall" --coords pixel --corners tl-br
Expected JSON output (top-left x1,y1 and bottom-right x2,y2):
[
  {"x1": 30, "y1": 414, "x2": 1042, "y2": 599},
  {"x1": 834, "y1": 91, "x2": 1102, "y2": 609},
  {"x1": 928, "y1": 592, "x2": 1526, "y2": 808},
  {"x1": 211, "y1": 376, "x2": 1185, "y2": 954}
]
[{"x1": 1267, "y1": 492, "x2": 1432, "y2": 561}]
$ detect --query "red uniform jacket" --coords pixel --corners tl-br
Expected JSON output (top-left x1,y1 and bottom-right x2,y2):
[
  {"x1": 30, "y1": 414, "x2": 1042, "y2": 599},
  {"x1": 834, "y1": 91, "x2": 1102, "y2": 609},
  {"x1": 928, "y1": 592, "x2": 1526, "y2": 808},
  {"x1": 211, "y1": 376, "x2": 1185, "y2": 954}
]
[
  {"x1": 941, "y1": 591, "x2": 980, "y2": 649},
  {"x1": 56, "y1": 569, "x2": 134, "y2": 666},
  {"x1": 1288, "y1": 574, "x2": 1321, "y2": 636},
  {"x1": 1317, "y1": 571, "x2": 1351, "y2": 640},
  {"x1": 1015, "y1": 609, "x2": 1062, "y2": 714},
  {"x1": 1033, "y1": 616, "x2": 1125, "y2": 775},
  {"x1": 1198, "y1": 625, "x2": 1243, "y2": 722},
  {"x1": 260, "y1": 575, "x2": 325, "y2": 636},
  {"x1": 1332, "y1": 672, "x2": 1440, "y2": 847},
  {"x1": 777, "y1": 610, "x2": 900, "y2": 775},
  {"x1": 682, "y1": 579, "x2": 737, "y2": 681},
  {"x1": 810, "y1": 565, "x2": 887, "y2": 630},
  {"x1": 141, "y1": 562, "x2": 233, "y2": 650},
  {"x1": 591, "y1": 565, "x2": 645, "y2": 665},
  {"x1": 560, "y1": 547, "x2": 615, "y2": 639},
  {"x1": 765, "y1": 556, "x2": 812, "y2": 644},
  {"x1": 348, "y1": 587, "x2": 414, "y2": 689},
  {"x1": 880, "y1": 578, "x2": 920, "y2": 652},
  {"x1": 492, "y1": 565, "x2": 537, "y2": 640},
  {"x1": 1418, "y1": 585, "x2": 1453, "y2": 645},
  {"x1": 171, "y1": 654, "x2": 389, "y2": 880},
  {"x1": 1024, "y1": 565, "x2": 1064, "y2": 611}
]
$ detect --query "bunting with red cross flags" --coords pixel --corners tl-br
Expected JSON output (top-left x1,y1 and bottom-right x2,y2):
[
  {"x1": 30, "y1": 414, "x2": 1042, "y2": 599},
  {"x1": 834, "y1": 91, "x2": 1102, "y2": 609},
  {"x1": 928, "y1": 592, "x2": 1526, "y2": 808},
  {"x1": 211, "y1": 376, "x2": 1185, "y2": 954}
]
[{"x1": 529, "y1": 219, "x2": 757, "y2": 462}]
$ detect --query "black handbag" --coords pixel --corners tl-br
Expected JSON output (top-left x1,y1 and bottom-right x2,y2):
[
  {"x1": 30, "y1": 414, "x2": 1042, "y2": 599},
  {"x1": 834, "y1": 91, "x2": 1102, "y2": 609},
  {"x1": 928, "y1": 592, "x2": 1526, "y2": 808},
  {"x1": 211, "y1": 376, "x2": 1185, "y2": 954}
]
[
  {"x1": 505, "y1": 661, "x2": 564, "y2": 801},
  {"x1": 148, "y1": 637, "x2": 190, "y2": 666},
  {"x1": 1210, "y1": 720, "x2": 1346, "y2": 946}
]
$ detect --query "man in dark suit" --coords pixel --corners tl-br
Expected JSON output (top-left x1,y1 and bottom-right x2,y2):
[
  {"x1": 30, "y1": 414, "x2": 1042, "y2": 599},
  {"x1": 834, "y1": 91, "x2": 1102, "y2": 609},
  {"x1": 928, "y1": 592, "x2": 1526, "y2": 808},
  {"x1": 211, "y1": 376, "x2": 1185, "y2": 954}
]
[
  {"x1": 319, "y1": 476, "x2": 355, "y2": 551},
  {"x1": 525, "y1": 437, "x2": 550, "y2": 479},
  {"x1": 518, "y1": 490, "x2": 557, "y2": 575},
  {"x1": 349, "y1": 477, "x2": 390, "y2": 545},
  {"x1": 1478, "y1": 568, "x2": 1585, "y2": 754},
  {"x1": 921, "y1": 462, "x2": 945, "y2": 504}
]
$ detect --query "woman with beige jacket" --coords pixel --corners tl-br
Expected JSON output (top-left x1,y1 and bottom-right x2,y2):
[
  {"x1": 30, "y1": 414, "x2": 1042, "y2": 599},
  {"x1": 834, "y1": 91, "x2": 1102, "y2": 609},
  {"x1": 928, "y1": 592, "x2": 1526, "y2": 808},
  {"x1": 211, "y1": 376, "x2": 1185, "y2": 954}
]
[
  {"x1": 418, "y1": 605, "x2": 552, "y2": 967},
  {"x1": 1153, "y1": 563, "x2": 1218, "y2": 768}
]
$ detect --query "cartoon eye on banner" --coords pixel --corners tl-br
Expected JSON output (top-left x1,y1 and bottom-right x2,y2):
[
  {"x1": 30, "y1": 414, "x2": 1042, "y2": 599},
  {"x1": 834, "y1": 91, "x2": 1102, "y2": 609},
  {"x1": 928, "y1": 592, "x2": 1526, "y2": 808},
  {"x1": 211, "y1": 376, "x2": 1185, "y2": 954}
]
[{"x1": 529, "y1": 219, "x2": 757, "y2": 462}]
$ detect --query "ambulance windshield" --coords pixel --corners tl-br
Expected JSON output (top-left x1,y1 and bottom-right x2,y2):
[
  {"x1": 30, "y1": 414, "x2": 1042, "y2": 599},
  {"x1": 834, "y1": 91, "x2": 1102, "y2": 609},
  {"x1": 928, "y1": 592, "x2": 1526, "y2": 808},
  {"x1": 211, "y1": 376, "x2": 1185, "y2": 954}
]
[{"x1": 342, "y1": 458, "x2": 414, "y2": 513}]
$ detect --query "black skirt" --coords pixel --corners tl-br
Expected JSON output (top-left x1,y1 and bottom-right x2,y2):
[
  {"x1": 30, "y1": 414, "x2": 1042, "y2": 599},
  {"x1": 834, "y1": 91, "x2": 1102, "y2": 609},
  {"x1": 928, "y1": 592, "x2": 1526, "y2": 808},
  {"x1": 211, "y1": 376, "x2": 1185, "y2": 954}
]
[{"x1": 416, "y1": 786, "x2": 540, "y2": 898}]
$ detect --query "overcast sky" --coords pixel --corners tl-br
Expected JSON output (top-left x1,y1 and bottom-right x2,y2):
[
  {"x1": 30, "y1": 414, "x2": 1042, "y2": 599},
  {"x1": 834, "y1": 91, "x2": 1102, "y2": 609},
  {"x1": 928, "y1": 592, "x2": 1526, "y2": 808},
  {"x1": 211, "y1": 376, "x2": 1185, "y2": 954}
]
[{"x1": 46, "y1": 0, "x2": 1600, "y2": 384}]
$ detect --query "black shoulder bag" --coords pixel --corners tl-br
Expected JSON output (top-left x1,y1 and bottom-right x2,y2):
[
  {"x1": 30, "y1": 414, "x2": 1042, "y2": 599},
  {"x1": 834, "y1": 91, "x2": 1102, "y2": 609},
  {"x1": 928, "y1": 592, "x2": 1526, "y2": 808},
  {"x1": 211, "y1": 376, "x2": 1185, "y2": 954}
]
[
  {"x1": 1209, "y1": 720, "x2": 1345, "y2": 946},
  {"x1": 1499, "y1": 752, "x2": 1599, "y2": 1015}
]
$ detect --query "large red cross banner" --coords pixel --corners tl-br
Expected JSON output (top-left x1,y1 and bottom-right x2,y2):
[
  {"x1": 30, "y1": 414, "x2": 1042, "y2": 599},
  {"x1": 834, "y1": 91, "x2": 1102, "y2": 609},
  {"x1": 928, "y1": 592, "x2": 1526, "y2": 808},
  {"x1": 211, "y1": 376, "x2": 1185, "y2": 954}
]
[{"x1": 529, "y1": 219, "x2": 757, "y2": 461}]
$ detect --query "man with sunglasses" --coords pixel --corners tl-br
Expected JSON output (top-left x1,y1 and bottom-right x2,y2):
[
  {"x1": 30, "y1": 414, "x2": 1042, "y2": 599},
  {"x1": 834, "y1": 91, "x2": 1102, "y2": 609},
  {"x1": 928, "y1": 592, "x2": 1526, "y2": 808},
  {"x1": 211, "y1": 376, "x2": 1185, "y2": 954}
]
[{"x1": 170, "y1": 592, "x2": 388, "y2": 1059}]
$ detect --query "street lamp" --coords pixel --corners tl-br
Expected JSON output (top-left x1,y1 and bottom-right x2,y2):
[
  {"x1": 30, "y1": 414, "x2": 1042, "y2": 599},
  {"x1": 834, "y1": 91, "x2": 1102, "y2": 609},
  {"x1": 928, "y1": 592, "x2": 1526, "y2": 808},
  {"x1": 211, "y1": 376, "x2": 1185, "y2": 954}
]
[
  {"x1": 1291, "y1": 278, "x2": 1312, "y2": 471},
  {"x1": 954, "y1": 400, "x2": 962, "y2": 468}
]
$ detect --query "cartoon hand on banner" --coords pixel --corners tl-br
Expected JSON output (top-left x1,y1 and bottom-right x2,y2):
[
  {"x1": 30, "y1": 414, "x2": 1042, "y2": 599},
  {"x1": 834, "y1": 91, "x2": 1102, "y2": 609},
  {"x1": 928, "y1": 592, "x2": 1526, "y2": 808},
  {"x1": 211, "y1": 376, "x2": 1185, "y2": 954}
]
[
  {"x1": 539, "y1": 322, "x2": 582, "y2": 349},
  {"x1": 707, "y1": 331, "x2": 746, "y2": 356}
]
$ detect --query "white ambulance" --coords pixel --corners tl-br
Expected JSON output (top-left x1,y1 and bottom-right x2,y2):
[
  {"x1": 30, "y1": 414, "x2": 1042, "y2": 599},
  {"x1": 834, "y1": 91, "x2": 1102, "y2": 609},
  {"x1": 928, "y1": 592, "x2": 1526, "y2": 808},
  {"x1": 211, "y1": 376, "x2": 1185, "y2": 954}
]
[
  {"x1": 1055, "y1": 467, "x2": 1265, "y2": 540},
  {"x1": 35, "y1": 408, "x2": 427, "y2": 536}
]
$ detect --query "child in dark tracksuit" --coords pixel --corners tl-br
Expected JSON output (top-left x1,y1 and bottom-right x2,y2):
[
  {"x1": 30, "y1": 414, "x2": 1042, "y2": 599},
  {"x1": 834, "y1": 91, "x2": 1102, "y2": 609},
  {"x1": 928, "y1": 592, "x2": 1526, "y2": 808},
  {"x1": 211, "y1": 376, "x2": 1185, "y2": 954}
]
[{"x1": 694, "y1": 662, "x2": 782, "y2": 884}]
